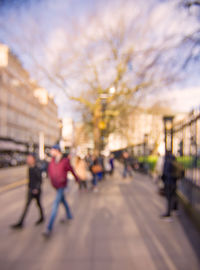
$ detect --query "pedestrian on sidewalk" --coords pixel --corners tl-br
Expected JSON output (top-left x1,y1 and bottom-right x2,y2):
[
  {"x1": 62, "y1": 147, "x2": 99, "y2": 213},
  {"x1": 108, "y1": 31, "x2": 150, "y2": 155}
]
[
  {"x1": 109, "y1": 154, "x2": 115, "y2": 175},
  {"x1": 160, "y1": 151, "x2": 184, "y2": 220},
  {"x1": 43, "y1": 144, "x2": 79, "y2": 237},
  {"x1": 75, "y1": 156, "x2": 88, "y2": 190},
  {"x1": 91, "y1": 156, "x2": 103, "y2": 192},
  {"x1": 122, "y1": 151, "x2": 133, "y2": 178},
  {"x1": 11, "y1": 153, "x2": 44, "y2": 229},
  {"x1": 98, "y1": 154, "x2": 105, "y2": 180},
  {"x1": 154, "y1": 153, "x2": 164, "y2": 183}
]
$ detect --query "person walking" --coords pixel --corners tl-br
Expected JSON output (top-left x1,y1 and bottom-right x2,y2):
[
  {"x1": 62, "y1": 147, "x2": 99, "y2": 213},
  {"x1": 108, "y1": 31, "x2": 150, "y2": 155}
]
[
  {"x1": 43, "y1": 145, "x2": 79, "y2": 237},
  {"x1": 109, "y1": 154, "x2": 115, "y2": 175},
  {"x1": 11, "y1": 153, "x2": 44, "y2": 229},
  {"x1": 91, "y1": 156, "x2": 102, "y2": 192},
  {"x1": 122, "y1": 151, "x2": 133, "y2": 178},
  {"x1": 98, "y1": 154, "x2": 105, "y2": 179},
  {"x1": 75, "y1": 156, "x2": 88, "y2": 190}
]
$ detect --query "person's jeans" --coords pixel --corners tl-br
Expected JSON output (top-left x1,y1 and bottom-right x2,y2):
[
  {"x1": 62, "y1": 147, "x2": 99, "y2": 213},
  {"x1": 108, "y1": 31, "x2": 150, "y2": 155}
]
[
  {"x1": 47, "y1": 188, "x2": 72, "y2": 231},
  {"x1": 123, "y1": 166, "x2": 132, "y2": 178},
  {"x1": 92, "y1": 174, "x2": 100, "y2": 186}
]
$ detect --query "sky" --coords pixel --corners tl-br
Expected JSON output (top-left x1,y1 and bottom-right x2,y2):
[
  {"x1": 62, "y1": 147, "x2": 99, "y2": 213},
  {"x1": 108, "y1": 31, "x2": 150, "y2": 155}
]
[{"x1": 0, "y1": 0, "x2": 199, "y2": 119}]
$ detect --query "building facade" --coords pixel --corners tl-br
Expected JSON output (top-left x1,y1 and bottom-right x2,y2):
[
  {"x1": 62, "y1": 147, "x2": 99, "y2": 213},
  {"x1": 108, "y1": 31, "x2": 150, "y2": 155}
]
[
  {"x1": 107, "y1": 107, "x2": 186, "y2": 155},
  {"x1": 0, "y1": 44, "x2": 60, "y2": 154}
]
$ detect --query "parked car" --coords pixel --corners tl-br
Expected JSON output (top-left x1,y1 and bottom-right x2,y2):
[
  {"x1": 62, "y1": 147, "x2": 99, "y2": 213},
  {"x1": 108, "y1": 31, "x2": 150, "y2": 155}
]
[
  {"x1": 0, "y1": 153, "x2": 27, "y2": 168},
  {"x1": 0, "y1": 154, "x2": 11, "y2": 168},
  {"x1": 11, "y1": 153, "x2": 26, "y2": 166}
]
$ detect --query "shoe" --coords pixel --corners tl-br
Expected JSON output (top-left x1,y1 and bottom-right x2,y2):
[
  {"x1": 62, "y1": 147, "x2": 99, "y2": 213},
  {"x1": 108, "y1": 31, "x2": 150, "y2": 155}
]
[
  {"x1": 60, "y1": 218, "x2": 66, "y2": 224},
  {"x1": 160, "y1": 214, "x2": 173, "y2": 222},
  {"x1": 93, "y1": 187, "x2": 99, "y2": 193},
  {"x1": 164, "y1": 217, "x2": 173, "y2": 222},
  {"x1": 160, "y1": 214, "x2": 170, "y2": 218},
  {"x1": 60, "y1": 216, "x2": 73, "y2": 224},
  {"x1": 42, "y1": 230, "x2": 51, "y2": 238},
  {"x1": 10, "y1": 223, "x2": 23, "y2": 229},
  {"x1": 35, "y1": 217, "x2": 45, "y2": 226}
]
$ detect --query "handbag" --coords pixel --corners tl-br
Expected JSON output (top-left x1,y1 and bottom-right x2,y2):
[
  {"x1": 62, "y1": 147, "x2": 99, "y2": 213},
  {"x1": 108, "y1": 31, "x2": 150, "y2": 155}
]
[{"x1": 91, "y1": 164, "x2": 102, "y2": 174}]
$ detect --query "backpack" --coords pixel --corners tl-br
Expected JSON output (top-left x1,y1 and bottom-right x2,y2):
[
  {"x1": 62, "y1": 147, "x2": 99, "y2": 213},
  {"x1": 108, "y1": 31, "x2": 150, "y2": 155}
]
[{"x1": 171, "y1": 160, "x2": 185, "y2": 179}]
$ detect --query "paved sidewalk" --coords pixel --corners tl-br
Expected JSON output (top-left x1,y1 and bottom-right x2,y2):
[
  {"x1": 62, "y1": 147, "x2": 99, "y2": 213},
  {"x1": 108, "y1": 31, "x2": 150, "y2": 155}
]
[{"x1": 0, "y1": 168, "x2": 199, "y2": 270}]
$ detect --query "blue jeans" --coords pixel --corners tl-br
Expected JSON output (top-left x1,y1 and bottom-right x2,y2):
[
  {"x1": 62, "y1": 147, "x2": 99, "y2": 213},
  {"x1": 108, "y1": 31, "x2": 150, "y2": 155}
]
[
  {"x1": 123, "y1": 166, "x2": 132, "y2": 178},
  {"x1": 92, "y1": 174, "x2": 100, "y2": 186},
  {"x1": 47, "y1": 188, "x2": 72, "y2": 231}
]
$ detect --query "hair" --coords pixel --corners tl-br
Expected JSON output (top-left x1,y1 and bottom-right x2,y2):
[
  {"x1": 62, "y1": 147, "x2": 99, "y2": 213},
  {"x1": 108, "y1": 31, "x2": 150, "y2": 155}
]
[
  {"x1": 28, "y1": 153, "x2": 37, "y2": 160},
  {"x1": 76, "y1": 156, "x2": 81, "y2": 162},
  {"x1": 93, "y1": 159, "x2": 98, "y2": 165}
]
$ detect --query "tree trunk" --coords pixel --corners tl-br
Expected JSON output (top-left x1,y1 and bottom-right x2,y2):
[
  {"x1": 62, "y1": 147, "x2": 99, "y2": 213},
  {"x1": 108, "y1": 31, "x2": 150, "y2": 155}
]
[{"x1": 92, "y1": 113, "x2": 100, "y2": 155}]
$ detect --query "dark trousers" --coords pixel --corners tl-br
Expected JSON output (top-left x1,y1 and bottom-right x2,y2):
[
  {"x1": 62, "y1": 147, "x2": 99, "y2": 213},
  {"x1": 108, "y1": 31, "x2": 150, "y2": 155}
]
[
  {"x1": 123, "y1": 166, "x2": 132, "y2": 178},
  {"x1": 165, "y1": 184, "x2": 178, "y2": 216},
  {"x1": 109, "y1": 167, "x2": 114, "y2": 175},
  {"x1": 19, "y1": 190, "x2": 44, "y2": 224},
  {"x1": 79, "y1": 181, "x2": 87, "y2": 189}
]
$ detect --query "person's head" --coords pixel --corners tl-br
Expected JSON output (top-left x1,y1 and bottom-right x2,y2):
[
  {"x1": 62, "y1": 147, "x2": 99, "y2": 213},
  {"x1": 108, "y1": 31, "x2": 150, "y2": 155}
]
[
  {"x1": 123, "y1": 151, "x2": 129, "y2": 158},
  {"x1": 26, "y1": 153, "x2": 36, "y2": 167},
  {"x1": 50, "y1": 144, "x2": 61, "y2": 157},
  {"x1": 92, "y1": 154, "x2": 97, "y2": 161}
]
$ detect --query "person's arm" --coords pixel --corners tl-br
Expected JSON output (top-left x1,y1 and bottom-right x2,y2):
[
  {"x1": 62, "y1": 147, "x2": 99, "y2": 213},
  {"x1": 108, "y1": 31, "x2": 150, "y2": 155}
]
[
  {"x1": 34, "y1": 167, "x2": 42, "y2": 189},
  {"x1": 66, "y1": 159, "x2": 80, "y2": 183}
]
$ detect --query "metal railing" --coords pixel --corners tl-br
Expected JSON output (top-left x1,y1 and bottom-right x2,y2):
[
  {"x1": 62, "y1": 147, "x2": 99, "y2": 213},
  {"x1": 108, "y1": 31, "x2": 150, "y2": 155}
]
[{"x1": 172, "y1": 108, "x2": 200, "y2": 186}]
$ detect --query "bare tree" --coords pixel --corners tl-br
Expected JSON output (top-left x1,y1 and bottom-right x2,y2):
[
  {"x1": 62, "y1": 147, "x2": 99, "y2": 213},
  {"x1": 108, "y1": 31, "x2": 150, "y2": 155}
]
[
  {"x1": 0, "y1": 0, "x2": 199, "y2": 152},
  {"x1": 179, "y1": 0, "x2": 200, "y2": 67}
]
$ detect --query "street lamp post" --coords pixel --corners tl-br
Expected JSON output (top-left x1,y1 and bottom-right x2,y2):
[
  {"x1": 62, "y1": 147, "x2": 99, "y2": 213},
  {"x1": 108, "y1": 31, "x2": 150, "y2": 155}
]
[
  {"x1": 99, "y1": 87, "x2": 116, "y2": 153},
  {"x1": 143, "y1": 133, "x2": 149, "y2": 156},
  {"x1": 99, "y1": 95, "x2": 107, "y2": 153},
  {"x1": 163, "y1": 116, "x2": 174, "y2": 154},
  {"x1": 143, "y1": 133, "x2": 149, "y2": 173}
]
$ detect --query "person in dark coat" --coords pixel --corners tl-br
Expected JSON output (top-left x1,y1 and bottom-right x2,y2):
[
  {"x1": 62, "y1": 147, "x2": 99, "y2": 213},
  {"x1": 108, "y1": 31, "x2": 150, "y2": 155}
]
[
  {"x1": 11, "y1": 154, "x2": 44, "y2": 229},
  {"x1": 161, "y1": 151, "x2": 179, "y2": 219},
  {"x1": 43, "y1": 144, "x2": 79, "y2": 237},
  {"x1": 109, "y1": 154, "x2": 115, "y2": 175}
]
